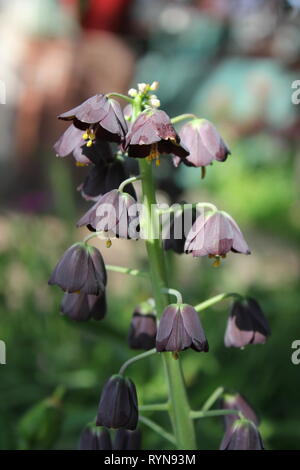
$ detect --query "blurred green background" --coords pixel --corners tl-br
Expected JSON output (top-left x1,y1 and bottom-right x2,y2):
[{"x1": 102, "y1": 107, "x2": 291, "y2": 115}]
[{"x1": 0, "y1": 0, "x2": 300, "y2": 450}]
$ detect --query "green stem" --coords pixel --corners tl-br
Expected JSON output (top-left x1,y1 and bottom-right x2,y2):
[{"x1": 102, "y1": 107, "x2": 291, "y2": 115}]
[
  {"x1": 118, "y1": 175, "x2": 142, "y2": 193},
  {"x1": 202, "y1": 387, "x2": 224, "y2": 412},
  {"x1": 139, "y1": 403, "x2": 169, "y2": 412},
  {"x1": 171, "y1": 113, "x2": 197, "y2": 125},
  {"x1": 105, "y1": 264, "x2": 149, "y2": 278},
  {"x1": 106, "y1": 92, "x2": 133, "y2": 104},
  {"x1": 190, "y1": 409, "x2": 241, "y2": 420},
  {"x1": 161, "y1": 288, "x2": 183, "y2": 304},
  {"x1": 139, "y1": 416, "x2": 177, "y2": 446},
  {"x1": 119, "y1": 348, "x2": 156, "y2": 375},
  {"x1": 138, "y1": 158, "x2": 196, "y2": 450},
  {"x1": 194, "y1": 293, "x2": 242, "y2": 313}
]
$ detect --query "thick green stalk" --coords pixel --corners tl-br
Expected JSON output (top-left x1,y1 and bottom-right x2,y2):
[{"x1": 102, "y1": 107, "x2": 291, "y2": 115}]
[{"x1": 139, "y1": 158, "x2": 197, "y2": 450}]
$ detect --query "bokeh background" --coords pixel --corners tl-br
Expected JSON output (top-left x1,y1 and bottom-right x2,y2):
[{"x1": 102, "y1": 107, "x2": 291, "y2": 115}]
[{"x1": 0, "y1": 0, "x2": 300, "y2": 450}]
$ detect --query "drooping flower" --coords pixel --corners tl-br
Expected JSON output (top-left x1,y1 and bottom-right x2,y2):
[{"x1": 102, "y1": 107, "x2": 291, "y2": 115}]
[
  {"x1": 78, "y1": 427, "x2": 112, "y2": 450},
  {"x1": 224, "y1": 298, "x2": 271, "y2": 348},
  {"x1": 220, "y1": 393, "x2": 259, "y2": 430},
  {"x1": 128, "y1": 307, "x2": 157, "y2": 350},
  {"x1": 54, "y1": 127, "x2": 114, "y2": 167},
  {"x1": 77, "y1": 189, "x2": 140, "y2": 239},
  {"x1": 60, "y1": 292, "x2": 107, "y2": 322},
  {"x1": 58, "y1": 94, "x2": 128, "y2": 144},
  {"x1": 114, "y1": 429, "x2": 142, "y2": 450},
  {"x1": 163, "y1": 207, "x2": 198, "y2": 255},
  {"x1": 124, "y1": 109, "x2": 189, "y2": 164},
  {"x1": 156, "y1": 304, "x2": 208, "y2": 354},
  {"x1": 96, "y1": 375, "x2": 138, "y2": 430},
  {"x1": 79, "y1": 159, "x2": 137, "y2": 202},
  {"x1": 220, "y1": 419, "x2": 264, "y2": 450},
  {"x1": 173, "y1": 119, "x2": 230, "y2": 171},
  {"x1": 48, "y1": 243, "x2": 107, "y2": 295},
  {"x1": 184, "y1": 210, "x2": 250, "y2": 266}
]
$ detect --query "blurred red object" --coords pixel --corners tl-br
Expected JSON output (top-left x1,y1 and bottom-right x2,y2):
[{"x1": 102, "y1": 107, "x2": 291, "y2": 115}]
[{"x1": 82, "y1": 0, "x2": 133, "y2": 33}]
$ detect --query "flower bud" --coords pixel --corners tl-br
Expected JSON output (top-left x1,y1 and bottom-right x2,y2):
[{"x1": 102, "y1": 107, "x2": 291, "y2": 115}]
[
  {"x1": 96, "y1": 375, "x2": 138, "y2": 430},
  {"x1": 48, "y1": 243, "x2": 107, "y2": 296},
  {"x1": 220, "y1": 393, "x2": 259, "y2": 430},
  {"x1": 225, "y1": 298, "x2": 271, "y2": 348},
  {"x1": 220, "y1": 419, "x2": 264, "y2": 450},
  {"x1": 156, "y1": 304, "x2": 208, "y2": 353},
  {"x1": 128, "y1": 304, "x2": 157, "y2": 350}
]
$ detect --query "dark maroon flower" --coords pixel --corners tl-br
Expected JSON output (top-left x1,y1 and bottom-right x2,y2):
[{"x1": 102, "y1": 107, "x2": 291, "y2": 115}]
[
  {"x1": 124, "y1": 110, "x2": 189, "y2": 163},
  {"x1": 173, "y1": 119, "x2": 230, "y2": 169},
  {"x1": 163, "y1": 207, "x2": 198, "y2": 255},
  {"x1": 60, "y1": 292, "x2": 107, "y2": 322},
  {"x1": 156, "y1": 304, "x2": 208, "y2": 353},
  {"x1": 58, "y1": 94, "x2": 127, "y2": 143},
  {"x1": 114, "y1": 429, "x2": 141, "y2": 450},
  {"x1": 220, "y1": 419, "x2": 264, "y2": 450},
  {"x1": 220, "y1": 393, "x2": 259, "y2": 431},
  {"x1": 96, "y1": 375, "x2": 138, "y2": 430},
  {"x1": 48, "y1": 243, "x2": 107, "y2": 295},
  {"x1": 77, "y1": 189, "x2": 140, "y2": 239},
  {"x1": 79, "y1": 159, "x2": 137, "y2": 202},
  {"x1": 224, "y1": 298, "x2": 271, "y2": 348},
  {"x1": 54, "y1": 126, "x2": 114, "y2": 167},
  {"x1": 78, "y1": 427, "x2": 112, "y2": 450},
  {"x1": 185, "y1": 210, "x2": 250, "y2": 265},
  {"x1": 54, "y1": 124, "x2": 90, "y2": 165},
  {"x1": 128, "y1": 308, "x2": 157, "y2": 350}
]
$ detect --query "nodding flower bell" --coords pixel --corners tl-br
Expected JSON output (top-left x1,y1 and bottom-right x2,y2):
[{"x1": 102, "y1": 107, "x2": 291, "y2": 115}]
[
  {"x1": 58, "y1": 94, "x2": 127, "y2": 145},
  {"x1": 79, "y1": 158, "x2": 136, "y2": 202},
  {"x1": 77, "y1": 189, "x2": 139, "y2": 240},
  {"x1": 124, "y1": 109, "x2": 189, "y2": 165},
  {"x1": 128, "y1": 304, "x2": 157, "y2": 350},
  {"x1": 224, "y1": 298, "x2": 271, "y2": 348},
  {"x1": 78, "y1": 427, "x2": 112, "y2": 450},
  {"x1": 156, "y1": 304, "x2": 208, "y2": 354},
  {"x1": 96, "y1": 375, "x2": 138, "y2": 430},
  {"x1": 220, "y1": 393, "x2": 259, "y2": 430},
  {"x1": 60, "y1": 292, "x2": 107, "y2": 322},
  {"x1": 48, "y1": 243, "x2": 107, "y2": 296},
  {"x1": 220, "y1": 419, "x2": 264, "y2": 450},
  {"x1": 173, "y1": 119, "x2": 230, "y2": 172},
  {"x1": 184, "y1": 210, "x2": 250, "y2": 266},
  {"x1": 163, "y1": 207, "x2": 198, "y2": 255}
]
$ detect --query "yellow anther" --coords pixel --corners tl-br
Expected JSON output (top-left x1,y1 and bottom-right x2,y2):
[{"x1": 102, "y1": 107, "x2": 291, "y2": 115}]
[
  {"x1": 212, "y1": 257, "x2": 221, "y2": 268},
  {"x1": 86, "y1": 140, "x2": 93, "y2": 148},
  {"x1": 156, "y1": 158, "x2": 161, "y2": 166},
  {"x1": 76, "y1": 162, "x2": 88, "y2": 167},
  {"x1": 82, "y1": 132, "x2": 89, "y2": 140},
  {"x1": 106, "y1": 239, "x2": 112, "y2": 248},
  {"x1": 147, "y1": 143, "x2": 159, "y2": 162},
  {"x1": 74, "y1": 290, "x2": 81, "y2": 294}
]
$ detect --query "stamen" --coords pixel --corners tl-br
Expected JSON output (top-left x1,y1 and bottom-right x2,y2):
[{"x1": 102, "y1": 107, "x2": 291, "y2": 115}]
[
  {"x1": 212, "y1": 256, "x2": 221, "y2": 268},
  {"x1": 106, "y1": 239, "x2": 112, "y2": 248},
  {"x1": 147, "y1": 143, "x2": 160, "y2": 163},
  {"x1": 76, "y1": 162, "x2": 89, "y2": 167},
  {"x1": 172, "y1": 351, "x2": 179, "y2": 360},
  {"x1": 201, "y1": 166, "x2": 206, "y2": 179}
]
